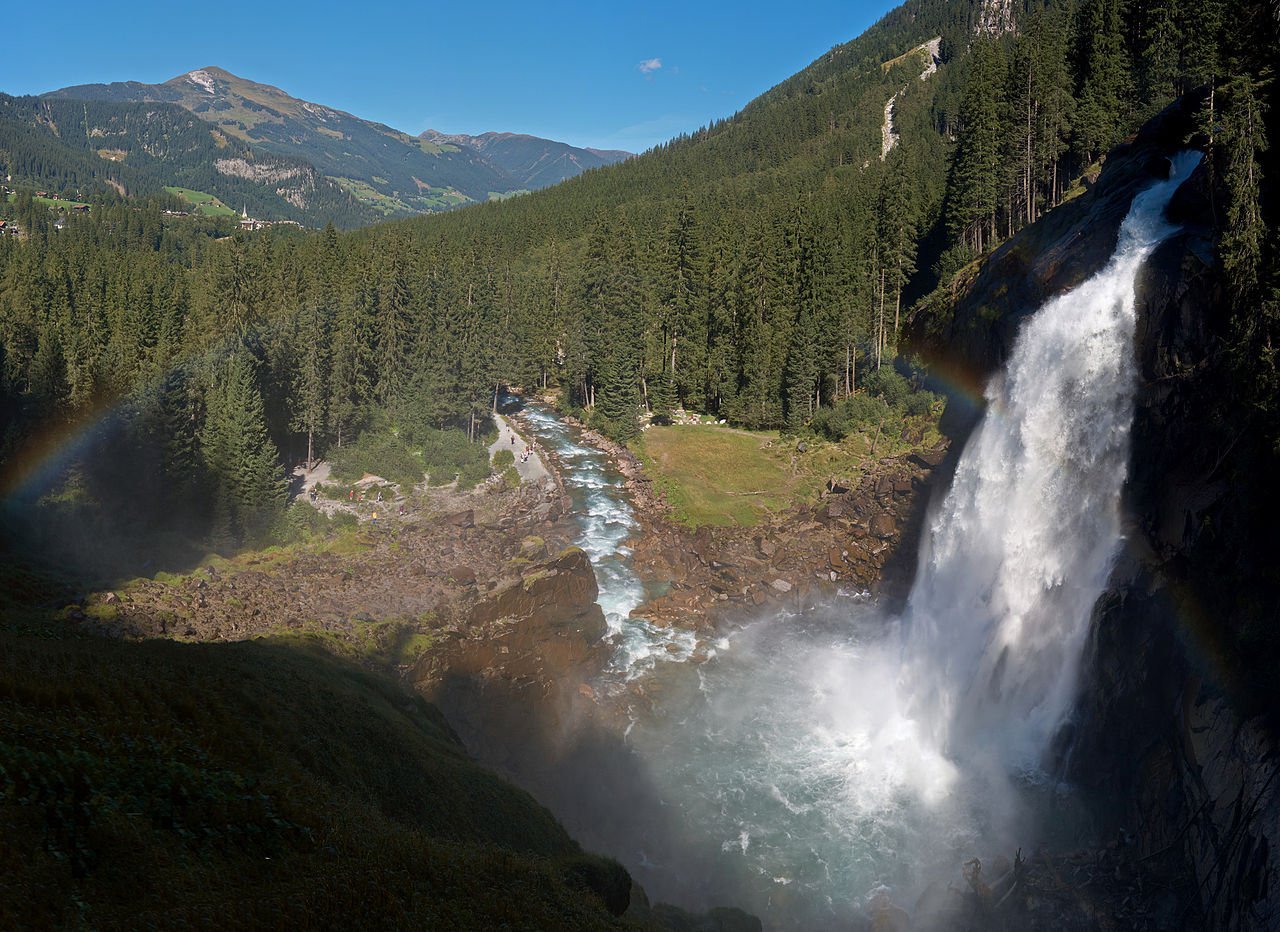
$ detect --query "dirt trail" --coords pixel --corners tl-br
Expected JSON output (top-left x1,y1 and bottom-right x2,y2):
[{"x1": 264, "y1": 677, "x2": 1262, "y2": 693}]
[{"x1": 490, "y1": 414, "x2": 551, "y2": 485}]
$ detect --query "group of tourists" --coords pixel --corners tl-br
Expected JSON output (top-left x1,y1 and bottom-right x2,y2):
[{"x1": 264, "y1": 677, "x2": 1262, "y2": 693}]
[{"x1": 508, "y1": 431, "x2": 536, "y2": 464}]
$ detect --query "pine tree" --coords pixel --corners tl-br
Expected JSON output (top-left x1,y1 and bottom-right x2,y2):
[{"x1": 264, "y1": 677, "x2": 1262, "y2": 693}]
[
  {"x1": 201, "y1": 350, "x2": 285, "y2": 547},
  {"x1": 1073, "y1": 0, "x2": 1132, "y2": 165},
  {"x1": 1219, "y1": 74, "x2": 1269, "y2": 305},
  {"x1": 328, "y1": 253, "x2": 377, "y2": 446},
  {"x1": 946, "y1": 38, "x2": 1007, "y2": 254},
  {"x1": 291, "y1": 300, "x2": 330, "y2": 468},
  {"x1": 659, "y1": 199, "x2": 705, "y2": 408},
  {"x1": 878, "y1": 149, "x2": 918, "y2": 350}
]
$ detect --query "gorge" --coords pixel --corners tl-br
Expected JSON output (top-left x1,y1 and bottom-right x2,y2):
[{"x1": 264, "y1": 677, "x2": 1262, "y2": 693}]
[{"x1": 449, "y1": 147, "x2": 1220, "y2": 930}]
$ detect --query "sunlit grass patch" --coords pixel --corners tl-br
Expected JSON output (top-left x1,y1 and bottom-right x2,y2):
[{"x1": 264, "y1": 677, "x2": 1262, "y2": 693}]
[{"x1": 633, "y1": 426, "x2": 799, "y2": 527}]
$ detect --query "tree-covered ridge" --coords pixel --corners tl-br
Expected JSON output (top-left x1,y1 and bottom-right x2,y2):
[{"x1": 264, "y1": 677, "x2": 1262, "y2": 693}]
[
  {"x1": 0, "y1": 94, "x2": 379, "y2": 227},
  {"x1": 0, "y1": 0, "x2": 1275, "y2": 566},
  {"x1": 420, "y1": 130, "x2": 632, "y2": 190}
]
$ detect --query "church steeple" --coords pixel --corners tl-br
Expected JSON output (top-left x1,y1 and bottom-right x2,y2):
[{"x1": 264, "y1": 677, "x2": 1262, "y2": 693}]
[{"x1": 241, "y1": 204, "x2": 248, "y2": 219}]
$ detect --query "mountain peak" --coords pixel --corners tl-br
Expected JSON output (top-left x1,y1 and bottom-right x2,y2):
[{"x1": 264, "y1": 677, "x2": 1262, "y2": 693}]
[{"x1": 41, "y1": 68, "x2": 631, "y2": 218}]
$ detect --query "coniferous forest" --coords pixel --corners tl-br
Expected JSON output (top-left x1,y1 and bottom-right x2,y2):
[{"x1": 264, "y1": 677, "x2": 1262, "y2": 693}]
[{"x1": 0, "y1": 0, "x2": 1276, "y2": 567}]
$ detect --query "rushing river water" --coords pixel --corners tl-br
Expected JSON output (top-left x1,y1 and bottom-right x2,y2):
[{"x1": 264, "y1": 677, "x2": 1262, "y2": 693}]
[
  {"x1": 516, "y1": 153, "x2": 1200, "y2": 930},
  {"x1": 519, "y1": 405, "x2": 696, "y2": 674}
]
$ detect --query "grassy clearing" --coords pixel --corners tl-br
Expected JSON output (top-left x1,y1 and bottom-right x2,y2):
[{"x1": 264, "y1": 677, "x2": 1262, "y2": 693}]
[
  {"x1": 164, "y1": 185, "x2": 238, "y2": 217},
  {"x1": 633, "y1": 406, "x2": 944, "y2": 528},
  {"x1": 4, "y1": 193, "x2": 91, "y2": 211},
  {"x1": 633, "y1": 426, "x2": 803, "y2": 527}
]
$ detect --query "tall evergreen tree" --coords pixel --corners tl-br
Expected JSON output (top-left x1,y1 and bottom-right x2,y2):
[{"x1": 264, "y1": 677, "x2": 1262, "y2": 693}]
[
  {"x1": 201, "y1": 350, "x2": 285, "y2": 547},
  {"x1": 1073, "y1": 0, "x2": 1132, "y2": 164}
]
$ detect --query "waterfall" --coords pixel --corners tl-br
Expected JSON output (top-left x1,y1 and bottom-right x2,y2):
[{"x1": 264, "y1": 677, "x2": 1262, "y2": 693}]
[
  {"x1": 901, "y1": 151, "x2": 1202, "y2": 772},
  {"x1": 512, "y1": 154, "x2": 1203, "y2": 929}
]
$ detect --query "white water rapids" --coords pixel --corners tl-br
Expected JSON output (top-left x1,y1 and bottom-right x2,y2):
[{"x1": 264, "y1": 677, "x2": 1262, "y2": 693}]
[{"x1": 517, "y1": 152, "x2": 1200, "y2": 929}]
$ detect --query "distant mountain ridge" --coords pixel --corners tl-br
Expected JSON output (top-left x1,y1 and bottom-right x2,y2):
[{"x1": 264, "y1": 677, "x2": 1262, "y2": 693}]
[
  {"x1": 43, "y1": 67, "x2": 630, "y2": 218},
  {"x1": 0, "y1": 92, "x2": 378, "y2": 226},
  {"x1": 420, "y1": 129, "x2": 631, "y2": 190}
]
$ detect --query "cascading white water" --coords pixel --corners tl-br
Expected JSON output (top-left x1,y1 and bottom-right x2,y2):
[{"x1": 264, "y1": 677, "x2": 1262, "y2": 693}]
[
  {"x1": 900, "y1": 150, "x2": 1202, "y2": 773},
  {"x1": 519, "y1": 404, "x2": 696, "y2": 674}
]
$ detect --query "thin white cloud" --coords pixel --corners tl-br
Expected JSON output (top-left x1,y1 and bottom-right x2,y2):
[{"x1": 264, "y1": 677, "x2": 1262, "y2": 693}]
[{"x1": 637, "y1": 57, "x2": 663, "y2": 75}]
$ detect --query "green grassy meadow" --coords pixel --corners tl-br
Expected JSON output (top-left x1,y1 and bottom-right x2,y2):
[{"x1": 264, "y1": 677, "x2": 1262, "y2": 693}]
[
  {"x1": 633, "y1": 426, "x2": 802, "y2": 527},
  {"x1": 164, "y1": 185, "x2": 238, "y2": 217}
]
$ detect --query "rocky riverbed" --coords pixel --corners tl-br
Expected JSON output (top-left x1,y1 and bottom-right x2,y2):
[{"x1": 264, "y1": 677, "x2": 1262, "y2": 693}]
[{"x1": 525, "y1": 410, "x2": 948, "y2": 633}]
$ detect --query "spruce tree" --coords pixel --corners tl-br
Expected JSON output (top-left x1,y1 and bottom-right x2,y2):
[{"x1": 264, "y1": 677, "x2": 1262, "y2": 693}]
[
  {"x1": 1073, "y1": 0, "x2": 1132, "y2": 165},
  {"x1": 201, "y1": 350, "x2": 285, "y2": 547}
]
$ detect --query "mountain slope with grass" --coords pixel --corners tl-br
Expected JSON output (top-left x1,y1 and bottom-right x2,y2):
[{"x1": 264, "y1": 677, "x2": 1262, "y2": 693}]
[
  {"x1": 0, "y1": 92, "x2": 378, "y2": 226},
  {"x1": 0, "y1": 621, "x2": 634, "y2": 929},
  {"x1": 45, "y1": 67, "x2": 628, "y2": 218}
]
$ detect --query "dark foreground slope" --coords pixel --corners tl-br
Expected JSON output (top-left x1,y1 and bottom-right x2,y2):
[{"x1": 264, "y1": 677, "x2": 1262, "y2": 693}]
[{"x1": 0, "y1": 620, "x2": 633, "y2": 929}]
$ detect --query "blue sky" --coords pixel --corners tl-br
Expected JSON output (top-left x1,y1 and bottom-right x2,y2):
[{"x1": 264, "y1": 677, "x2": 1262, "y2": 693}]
[{"x1": 7, "y1": 1, "x2": 895, "y2": 152}]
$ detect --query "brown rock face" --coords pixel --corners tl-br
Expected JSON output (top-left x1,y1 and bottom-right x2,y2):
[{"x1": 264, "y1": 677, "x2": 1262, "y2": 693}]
[
  {"x1": 467, "y1": 548, "x2": 606, "y2": 643},
  {"x1": 440, "y1": 508, "x2": 475, "y2": 528},
  {"x1": 411, "y1": 547, "x2": 610, "y2": 774},
  {"x1": 870, "y1": 514, "x2": 897, "y2": 539}
]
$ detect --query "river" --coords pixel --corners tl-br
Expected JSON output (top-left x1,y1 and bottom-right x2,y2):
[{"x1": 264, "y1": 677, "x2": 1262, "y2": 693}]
[{"x1": 515, "y1": 152, "x2": 1200, "y2": 930}]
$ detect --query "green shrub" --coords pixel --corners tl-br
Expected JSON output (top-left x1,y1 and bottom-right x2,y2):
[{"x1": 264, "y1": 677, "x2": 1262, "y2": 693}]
[
  {"x1": 330, "y1": 510, "x2": 358, "y2": 530},
  {"x1": 492, "y1": 449, "x2": 515, "y2": 469},
  {"x1": 810, "y1": 406, "x2": 848, "y2": 441},
  {"x1": 416, "y1": 426, "x2": 492, "y2": 488},
  {"x1": 811, "y1": 393, "x2": 891, "y2": 440},
  {"x1": 861, "y1": 367, "x2": 911, "y2": 408},
  {"x1": 904, "y1": 390, "x2": 938, "y2": 417},
  {"x1": 270, "y1": 503, "x2": 329, "y2": 544},
  {"x1": 329, "y1": 432, "x2": 423, "y2": 489}
]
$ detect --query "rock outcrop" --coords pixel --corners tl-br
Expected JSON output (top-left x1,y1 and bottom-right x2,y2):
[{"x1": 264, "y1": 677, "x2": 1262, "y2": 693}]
[{"x1": 411, "y1": 547, "x2": 611, "y2": 774}]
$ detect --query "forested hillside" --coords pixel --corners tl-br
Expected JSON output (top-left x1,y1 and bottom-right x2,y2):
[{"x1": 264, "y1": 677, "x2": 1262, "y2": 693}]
[
  {"x1": 420, "y1": 130, "x2": 632, "y2": 190},
  {"x1": 0, "y1": 94, "x2": 378, "y2": 227},
  {"x1": 0, "y1": 0, "x2": 1276, "y2": 573}
]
